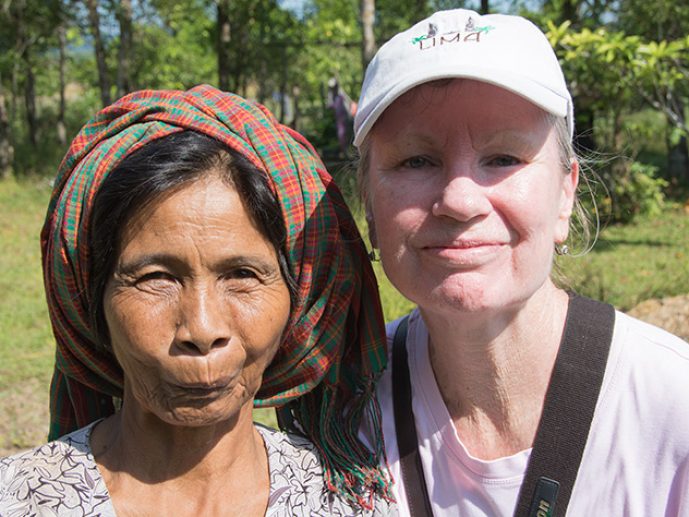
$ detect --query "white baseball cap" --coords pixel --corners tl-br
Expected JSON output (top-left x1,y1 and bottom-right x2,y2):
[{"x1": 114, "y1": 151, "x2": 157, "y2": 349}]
[{"x1": 353, "y1": 9, "x2": 574, "y2": 146}]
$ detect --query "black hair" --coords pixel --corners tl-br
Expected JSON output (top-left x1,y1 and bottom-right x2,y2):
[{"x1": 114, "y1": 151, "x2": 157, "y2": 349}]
[{"x1": 88, "y1": 130, "x2": 297, "y2": 350}]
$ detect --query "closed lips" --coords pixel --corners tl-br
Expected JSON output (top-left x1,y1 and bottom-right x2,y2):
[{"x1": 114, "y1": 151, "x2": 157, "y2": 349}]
[{"x1": 423, "y1": 240, "x2": 507, "y2": 249}]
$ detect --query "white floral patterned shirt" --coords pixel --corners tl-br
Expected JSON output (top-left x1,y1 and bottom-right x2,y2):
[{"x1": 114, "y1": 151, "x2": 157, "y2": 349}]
[{"x1": 0, "y1": 422, "x2": 395, "y2": 516}]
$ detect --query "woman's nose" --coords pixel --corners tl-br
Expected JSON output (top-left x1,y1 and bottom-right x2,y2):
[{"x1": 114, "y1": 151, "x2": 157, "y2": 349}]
[
  {"x1": 175, "y1": 286, "x2": 231, "y2": 355},
  {"x1": 431, "y1": 171, "x2": 491, "y2": 222}
]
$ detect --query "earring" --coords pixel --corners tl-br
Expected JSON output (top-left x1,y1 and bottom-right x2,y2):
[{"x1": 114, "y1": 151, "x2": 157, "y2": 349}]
[
  {"x1": 368, "y1": 249, "x2": 380, "y2": 262},
  {"x1": 555, "y1": 243, "x2": 569, "y2": 256}
]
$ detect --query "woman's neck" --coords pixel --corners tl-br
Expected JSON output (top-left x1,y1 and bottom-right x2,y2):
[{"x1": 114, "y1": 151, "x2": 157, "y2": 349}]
[
  {"x1": 422, "y1": 282, "x2": 570, "y2": 460},
  {"x1": 91, "y1": 401, "x2": 269, "y2": 516}
]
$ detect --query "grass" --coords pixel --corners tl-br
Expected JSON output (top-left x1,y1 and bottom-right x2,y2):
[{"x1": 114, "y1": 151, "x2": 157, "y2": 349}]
[
  {"x1": 0, "y1": 176, "x2": 687, "y2": 454},
  {"x1": 557, "y1": 209, "x2": 689, "y2": 310},
  {"x1": 0, "y1": 177, "x2": 54, "y2": 390},
  {"x1": 0, "y1": 177, "x2": 54, "y2": 452}
]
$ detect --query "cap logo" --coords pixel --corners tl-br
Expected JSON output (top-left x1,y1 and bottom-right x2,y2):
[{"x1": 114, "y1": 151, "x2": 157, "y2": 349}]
[{"x1": 411, "y1": 21, "x2": 495, "y2": 49}]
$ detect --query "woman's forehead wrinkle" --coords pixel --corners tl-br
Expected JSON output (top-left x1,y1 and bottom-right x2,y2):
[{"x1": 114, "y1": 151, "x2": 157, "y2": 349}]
[{"x1": 475, "y1": 128, "x2": 550, "y2": 152}]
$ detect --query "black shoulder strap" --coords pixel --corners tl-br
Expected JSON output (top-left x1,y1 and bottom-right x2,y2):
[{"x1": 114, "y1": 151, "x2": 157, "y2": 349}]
[
  {"x1": 392, "y1": 296, "x2": 616, "y2": 517},
  {"x1": 514, "y1": 294, "x2": 615, "y2": 517},
  {"x1": 392, "y1": 315, "x2": 434, "y2": 517}
]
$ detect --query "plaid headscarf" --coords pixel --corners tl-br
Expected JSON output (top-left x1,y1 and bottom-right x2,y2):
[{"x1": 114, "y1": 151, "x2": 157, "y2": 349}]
[{"x1": 41, "y1": 85, "x2": 390, "y2": 506}]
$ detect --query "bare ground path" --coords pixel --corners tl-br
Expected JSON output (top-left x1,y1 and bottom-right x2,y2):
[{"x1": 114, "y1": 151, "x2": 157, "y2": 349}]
[{"x1": 627, "y1": 294, "x2": 689, "y2": 342}]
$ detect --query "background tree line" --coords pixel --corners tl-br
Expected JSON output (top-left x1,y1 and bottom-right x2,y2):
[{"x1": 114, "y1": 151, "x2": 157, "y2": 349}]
[{"x1": 1, "y1": 0, "x2": 688, "y2": 222}]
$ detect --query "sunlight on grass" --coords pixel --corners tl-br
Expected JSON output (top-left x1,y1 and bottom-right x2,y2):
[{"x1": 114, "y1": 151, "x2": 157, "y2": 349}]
[
  {"x1": 557, "y1": 209, "x2": 689, "y2": 310},
  {"x1": 0, "y1": 178, "x2": 54, "y2": 391}
]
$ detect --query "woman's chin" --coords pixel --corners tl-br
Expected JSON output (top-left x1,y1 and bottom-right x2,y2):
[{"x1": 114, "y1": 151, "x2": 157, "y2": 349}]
[{"x1": 155, "y1": 398, "x2": 253, "y2": 428}]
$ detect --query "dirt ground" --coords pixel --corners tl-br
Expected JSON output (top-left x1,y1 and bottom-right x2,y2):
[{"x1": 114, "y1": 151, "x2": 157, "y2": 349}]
[
  {"x1": 0, "y1": 377, "x2": 50, "y2": 457},
  {"x1": 1, "y1": 294, "x2": 688, "y2": 458},
  {"x1": 627, "y1": 293, "x2": 689, "y2": 342}
]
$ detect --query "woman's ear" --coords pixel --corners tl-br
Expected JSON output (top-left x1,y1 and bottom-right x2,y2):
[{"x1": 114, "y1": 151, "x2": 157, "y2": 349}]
[{"x1": 555, "y1": 159, "x2": 579, "y2": 243}]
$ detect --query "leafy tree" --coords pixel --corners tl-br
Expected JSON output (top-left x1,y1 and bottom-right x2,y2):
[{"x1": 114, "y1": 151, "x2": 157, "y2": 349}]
[
  {"x1": 0, "y1": 81, "x2": 12, "y2": 178},
  {"x1": 1, "y1": 0, "x2": 66, "y2": 170},
  {"x1": 548, "y1": 22, "x2": 689, "y2": 219},
  {"x1": 615, "y1": 0, "x2": 689, "y2": 184},
  {"x1": 135, "y1": 0, "x2": 215, "y2": 89},
  {"x1": 632, "y1": 37, "x2": 689, "y2": 184}
]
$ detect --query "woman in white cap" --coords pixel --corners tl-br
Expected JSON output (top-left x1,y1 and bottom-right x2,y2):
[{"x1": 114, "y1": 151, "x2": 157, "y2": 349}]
[{"x1": 354, "y1": 8, "x2": 689, "y2": 517}]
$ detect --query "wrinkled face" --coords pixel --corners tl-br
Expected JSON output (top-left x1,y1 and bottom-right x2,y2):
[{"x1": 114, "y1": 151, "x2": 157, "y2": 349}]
[
  {"x1": 104, "y1": 174, "x2": 291, "y2": 427},
  {"x1": 366, "y1": 79, "x2": 578, "y2": 316}
]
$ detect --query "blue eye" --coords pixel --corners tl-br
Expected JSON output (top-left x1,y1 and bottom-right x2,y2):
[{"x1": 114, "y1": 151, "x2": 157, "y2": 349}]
[
  {"x1": 487, "y1": 155, "x2": 522, "y2": 167},
  {"x1": 402, "y1": 155, "x2": 433, "y2": 169}
]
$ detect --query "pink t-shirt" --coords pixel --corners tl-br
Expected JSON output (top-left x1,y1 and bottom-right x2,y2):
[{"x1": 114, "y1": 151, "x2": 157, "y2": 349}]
[{"x1": 378, "y1": 309, "x2": 689, "y2": 516}]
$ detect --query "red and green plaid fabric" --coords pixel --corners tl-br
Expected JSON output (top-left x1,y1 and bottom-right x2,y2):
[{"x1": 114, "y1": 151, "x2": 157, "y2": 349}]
[{"x1": 41, "y1": 85, "x2": 390, "y2": 505}]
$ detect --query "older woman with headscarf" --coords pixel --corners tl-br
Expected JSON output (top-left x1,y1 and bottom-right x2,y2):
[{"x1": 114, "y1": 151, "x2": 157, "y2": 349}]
[
  {"x1": 0, "y1": 86, "x2": 395, "y2": 515},
  {"x1": 354, "y1": 8, "x2": 689, "y2": 517}
]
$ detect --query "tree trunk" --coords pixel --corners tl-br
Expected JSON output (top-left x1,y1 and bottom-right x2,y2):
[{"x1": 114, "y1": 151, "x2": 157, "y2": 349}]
[
  {"x1": 12, "y1": 0, "x2": 37, "y2": 147},
  {"x1": 279, "y1": 48, "x2": 288, "y2": 124},
  {"x1": 23, "y1": 52, "x2": 37, "y2": 147},
  {"x1": 17, "y1": 3, "x2": 38, "y2": 150},
  {"x1": 361, "y1": 0, "x2": 376, "y2": 71},
  {"x1": 116, "y1": 0, "x2": 133, "y2": 98},
  {"x1": 232, "y1": 23, "x2": 244, "y2": 95},
  {"x1": 85, "y1": 0, "x2": 111, "y2": 106},
  {"x1": 561, "y1": 0, "x2": 577, "y2": 24},
  {"x1": 257, "y1": 18, "x2": 267, "y2": 104},
  {"x1": 0, "y1": 83, "x2": 13, "y2": 179},
  {"x1": 574, "y1": 105, "x2": 596, "y2": 152},
  {"x1": 10, "y1": 2, "x2": 22, "y2": 122},
  {"x1": 416, "y1": 0, "x2": 426, "y2": 20},
  {"x1": 480, "y1": 0, "x2": 490, "y2": 14},
  {"x1": 667, "y1": 134, "x2": 689, "y2": 185},
  {"x1": 57, "y1": 23, "x2": 67, "y2": 146},
  {"x1": 291, "y1": 85, "x2": 300, "y2": 131},
  {"x1": 10, "y1": 59, "x2": 18, "y2": 122},
  {"x1": 217, "y1": 0, "x2": 231, "y2": 91}
]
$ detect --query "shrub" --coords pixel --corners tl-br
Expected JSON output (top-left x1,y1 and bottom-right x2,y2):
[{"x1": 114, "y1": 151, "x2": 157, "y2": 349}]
[
  {"x1": 587, "y1": 161, "x2": 668, "y2": 224},
  {"x1": 610, "y1": 162, "x2": 668, "y2": 222}
]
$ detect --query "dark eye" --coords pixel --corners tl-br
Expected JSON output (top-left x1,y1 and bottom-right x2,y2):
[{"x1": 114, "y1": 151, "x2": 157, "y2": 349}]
[
  {"x1": 486, "y1": 155, "x2": 522, "y2": 167},
  {"x1": 138, "y1": 271, "x2": 175, "y2": 283},
  {"x1": 224, "y1": 268, "x2": 259, "y2": 280}
]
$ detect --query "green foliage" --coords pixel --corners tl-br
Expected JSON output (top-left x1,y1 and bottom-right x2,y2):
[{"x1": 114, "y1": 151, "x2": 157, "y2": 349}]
[
  {"x1": 549, "y1": 21, "x2": 689, "y2": 138},
  {"x1": 375, "y1": 0, "x2": 427, "y2": 41},
  {"x1": 1, "y1": 0, "x2": 687, "y2": 191},
  {"x1": 602, "y1": 162, "x2": 669, "y2": 223},
  {"x1": 299, "y1": 0, "x2": 361, "y2": 99},
  {"x1": 545, "y1": 21, "x2": 689, "y2": 219},
  {"x1": 615, "y1": 0, "x2": 689, "y2": 39},
  {"x1": 132, "y1": 15, "x2": 215, "y2": 89},
  {"x1": 548, "y1": 23, "x2": 638, "y2": 117}
]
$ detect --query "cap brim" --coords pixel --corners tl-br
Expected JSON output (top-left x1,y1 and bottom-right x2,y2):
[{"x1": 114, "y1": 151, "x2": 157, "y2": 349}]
[{"x1": 353, "y1": 66, "x2": 570, "y2": 147}]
